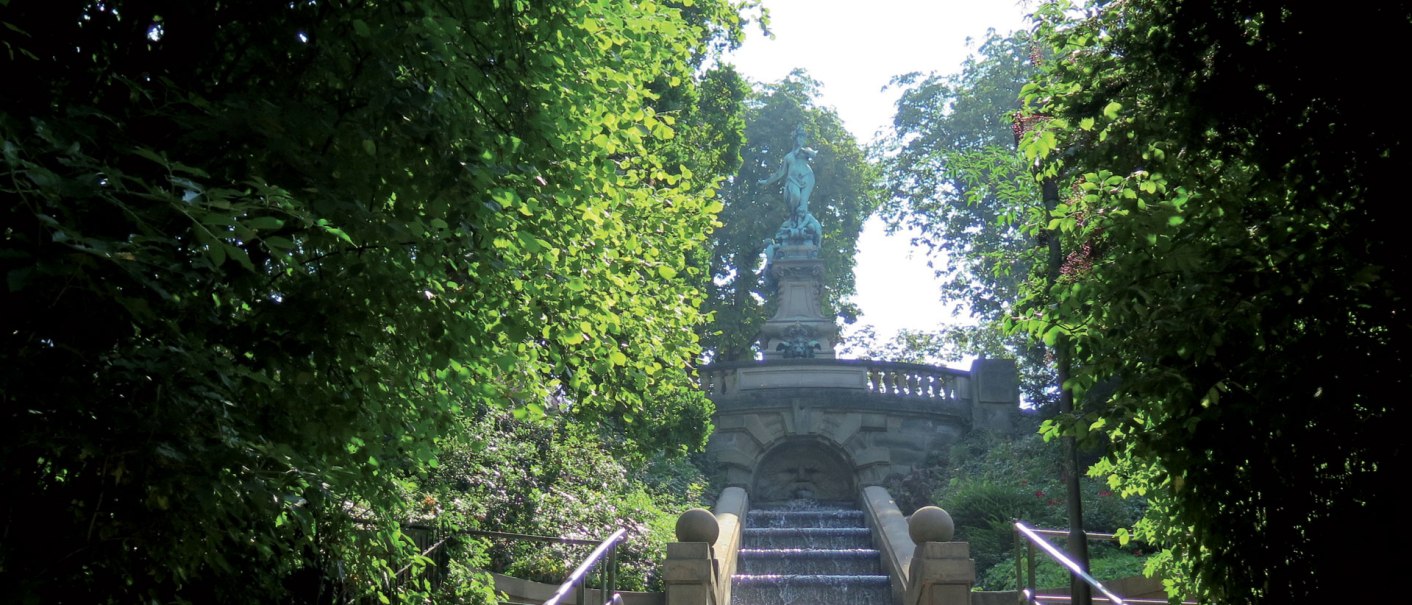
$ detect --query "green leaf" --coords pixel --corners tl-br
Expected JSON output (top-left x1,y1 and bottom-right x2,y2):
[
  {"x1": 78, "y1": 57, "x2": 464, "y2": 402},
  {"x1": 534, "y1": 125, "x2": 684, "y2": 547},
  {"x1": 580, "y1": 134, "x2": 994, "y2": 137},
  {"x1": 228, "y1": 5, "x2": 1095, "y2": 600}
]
[
  {"x1": 245, "y1": 216, "x2": 284, "y2": 231},
  {"x1": 1042, "y1": 324, "x2": 1062, "y2": 346},
  {"x1": 264, "y1": 236, "x2": 295, "y2": 250},
  {"x1": 224, "y1": 244, "x2": 253, "y2": 271}
]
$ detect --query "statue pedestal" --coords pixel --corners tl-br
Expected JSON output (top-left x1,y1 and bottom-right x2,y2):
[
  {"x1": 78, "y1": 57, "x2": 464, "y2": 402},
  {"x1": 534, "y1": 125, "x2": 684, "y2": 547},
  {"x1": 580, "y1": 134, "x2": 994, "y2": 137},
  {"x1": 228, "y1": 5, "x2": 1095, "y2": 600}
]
[{"x1": 759, "y1": 246, "x2": 840, "y2": 360}]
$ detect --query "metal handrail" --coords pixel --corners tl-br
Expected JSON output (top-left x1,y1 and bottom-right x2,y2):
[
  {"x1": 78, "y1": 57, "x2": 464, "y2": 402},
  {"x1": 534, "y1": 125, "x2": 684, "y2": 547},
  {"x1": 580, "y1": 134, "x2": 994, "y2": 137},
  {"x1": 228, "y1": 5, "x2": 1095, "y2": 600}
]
[
  {"x1": 382, "y1": 524, "x2": 623, "y2": 605},
  {"x1": 1014, "y1": 522, "x2": 1128, "y2": 605},
  {"x1": 543, "y1": 527, "x2": 628, "y2": 605}
]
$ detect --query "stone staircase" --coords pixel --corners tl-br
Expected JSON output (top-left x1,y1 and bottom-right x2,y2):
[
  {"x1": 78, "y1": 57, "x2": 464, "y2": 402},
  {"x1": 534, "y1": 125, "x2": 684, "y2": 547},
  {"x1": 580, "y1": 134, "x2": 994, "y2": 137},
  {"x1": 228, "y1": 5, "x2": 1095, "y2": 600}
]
[{"x1": 731, "y1": 501, "x2": 891, "y2": 605}]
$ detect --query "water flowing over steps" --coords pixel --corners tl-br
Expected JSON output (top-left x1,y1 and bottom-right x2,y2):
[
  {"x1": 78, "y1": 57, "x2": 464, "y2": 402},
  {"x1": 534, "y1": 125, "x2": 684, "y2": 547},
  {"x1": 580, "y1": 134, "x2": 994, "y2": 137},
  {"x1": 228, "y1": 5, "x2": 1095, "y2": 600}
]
[{"x1": 731, "y1": 502, "x2": 891, "y2": 605}]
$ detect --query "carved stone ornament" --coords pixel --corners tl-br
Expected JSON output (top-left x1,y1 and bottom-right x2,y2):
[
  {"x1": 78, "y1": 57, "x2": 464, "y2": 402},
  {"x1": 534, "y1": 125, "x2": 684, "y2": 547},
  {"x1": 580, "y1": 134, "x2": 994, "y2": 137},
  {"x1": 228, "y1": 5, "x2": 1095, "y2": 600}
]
[
  {"x1": 776, "y1": 322, "x2": 822, "y2": 359},
  {"x1": 775, "y1": 264, "x2": 823, "y2": 281}
]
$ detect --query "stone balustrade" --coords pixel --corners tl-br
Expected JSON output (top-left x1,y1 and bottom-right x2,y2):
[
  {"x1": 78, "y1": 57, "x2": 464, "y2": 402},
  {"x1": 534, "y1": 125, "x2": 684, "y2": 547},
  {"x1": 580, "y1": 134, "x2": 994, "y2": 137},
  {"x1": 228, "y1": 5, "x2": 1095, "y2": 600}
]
[
  {"x1": 698, "y1": 358, "x2": 969, "y2": 402},
  {"x1": 864, "y1": 361, "x2": 962, "y2": 399}
]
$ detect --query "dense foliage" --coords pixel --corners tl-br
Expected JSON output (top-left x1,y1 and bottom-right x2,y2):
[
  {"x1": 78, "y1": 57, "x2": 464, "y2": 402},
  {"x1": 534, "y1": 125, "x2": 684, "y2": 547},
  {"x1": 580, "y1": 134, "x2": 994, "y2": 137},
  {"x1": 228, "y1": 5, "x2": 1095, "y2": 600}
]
[
  {"x1": 1013, "y1": 1, "x2": 1409, "y2": 600},
  {"x1": 0, "y1": 1, "x2": 752, "y2": 602},
  {"x1": 701, "y1": 71, "x2": 880, "y2": 361},
  {"x1": 936, "y1": 430, "x2": 1146, "y2": 591},
  {"x1": 422, "y1": 411, "x2": 706, "y2": 596},
  {"x1": 878, "y1": 31, "x2": 1056, "y2": 406}
]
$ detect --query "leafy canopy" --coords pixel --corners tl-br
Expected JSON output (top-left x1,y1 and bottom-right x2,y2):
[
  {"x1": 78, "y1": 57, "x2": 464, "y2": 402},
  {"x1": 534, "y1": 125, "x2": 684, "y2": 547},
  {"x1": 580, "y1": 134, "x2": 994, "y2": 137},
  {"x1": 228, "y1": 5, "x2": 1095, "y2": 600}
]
[
  {"x1": 878, "y1": 30, "x2": 1058, "y2": 405},
  {"x1": 0, "y1": 0, "x2": 753, "y2": 601},
  {"x1": 1013, "y1": 0, "x2": 1409, "y2": 600}
]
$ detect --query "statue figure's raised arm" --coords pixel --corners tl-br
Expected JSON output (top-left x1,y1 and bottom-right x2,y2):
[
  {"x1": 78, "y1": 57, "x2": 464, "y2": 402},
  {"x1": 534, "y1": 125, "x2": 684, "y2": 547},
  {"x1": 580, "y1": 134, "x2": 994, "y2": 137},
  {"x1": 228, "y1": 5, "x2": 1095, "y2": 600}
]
[{"x1": 759, "y1": 160, "x2": 786, "y2": 187}]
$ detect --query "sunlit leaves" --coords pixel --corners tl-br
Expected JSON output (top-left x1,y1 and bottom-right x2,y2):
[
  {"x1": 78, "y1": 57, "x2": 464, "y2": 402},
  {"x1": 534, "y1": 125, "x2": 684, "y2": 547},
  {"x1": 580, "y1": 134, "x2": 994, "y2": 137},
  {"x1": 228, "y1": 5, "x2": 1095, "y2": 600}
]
[
  {"x1": 879, "y1": 30, "x2": 1055, "y2": 405},
  {"x1": 0, "y1": 0, "x2": 748, "y2": 601}
]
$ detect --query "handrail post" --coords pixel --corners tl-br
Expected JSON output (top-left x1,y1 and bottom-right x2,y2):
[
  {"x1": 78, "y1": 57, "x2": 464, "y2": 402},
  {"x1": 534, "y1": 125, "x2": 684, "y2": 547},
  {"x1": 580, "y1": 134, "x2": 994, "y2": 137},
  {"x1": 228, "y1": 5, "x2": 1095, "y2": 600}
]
[
  {"x1": 1013, "y1": 524, "x2": 1024, "y2": 604},
  {"x1": 1026, "y1": 539, "x2": 1036, "y2": 604},
  {"x1": 607, "y1": 542, "x2": 617, "y2": 604}
]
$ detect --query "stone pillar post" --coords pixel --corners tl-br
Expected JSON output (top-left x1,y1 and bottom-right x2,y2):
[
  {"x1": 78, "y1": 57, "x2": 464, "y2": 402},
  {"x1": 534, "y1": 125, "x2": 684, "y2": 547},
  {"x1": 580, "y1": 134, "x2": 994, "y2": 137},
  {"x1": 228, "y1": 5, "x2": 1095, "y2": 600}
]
[
  {"x1": 664, "y1": 508, "x2": 719, "y2": 605},
  {"x1": 970, "y1": 357, "x2": 1019, "y2": 432},
  {"x1": 905, "y1": 506, "x2": 976, "y2": 605},
  {"x1": 665, "y1": 493, "x2": 745, "y2": 605},
  {"x1": 663, "y1": 541, "x2": 716, "y2": 605},
  {"x1": 907, "y1": 542, "x2": 977, "y2": 605}
]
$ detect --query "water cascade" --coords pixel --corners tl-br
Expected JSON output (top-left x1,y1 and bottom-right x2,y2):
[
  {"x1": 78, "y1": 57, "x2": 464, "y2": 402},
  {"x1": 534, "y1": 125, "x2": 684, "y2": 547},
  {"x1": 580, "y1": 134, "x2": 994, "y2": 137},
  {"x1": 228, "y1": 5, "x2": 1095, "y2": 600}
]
[{"x1": 731, "y1": 501, "x2": 891, "y2": 605}]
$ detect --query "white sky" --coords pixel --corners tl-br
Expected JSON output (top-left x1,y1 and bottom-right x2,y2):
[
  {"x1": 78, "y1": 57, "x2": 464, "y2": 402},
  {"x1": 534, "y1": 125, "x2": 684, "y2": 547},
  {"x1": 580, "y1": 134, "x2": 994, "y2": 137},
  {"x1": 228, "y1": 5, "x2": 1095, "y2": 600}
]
[{"x1": 723, "y1": 0, "x2": 1033, "y2": 355}]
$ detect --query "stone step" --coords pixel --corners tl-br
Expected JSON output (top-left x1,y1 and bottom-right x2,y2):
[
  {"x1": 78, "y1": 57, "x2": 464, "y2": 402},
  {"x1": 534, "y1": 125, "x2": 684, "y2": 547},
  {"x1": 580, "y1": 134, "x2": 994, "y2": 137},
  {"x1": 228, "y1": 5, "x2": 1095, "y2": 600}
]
[
  {"x1": 732, "y1": 505, "x2": 889, "y2": 605},
  {"x1": 733, "y1": 574, "x2": 890, "y2": 585},
  {"x1": 732, "y1": 574, "x2": 891, "y2": 605},
  {"x1": 745, "y1": 509, "x2": 865, "y2": 529},
  {"x1": 737, "y1": 548, "x2": 883, "y2": 576},
  {"x1": 740, "y1": 526, "x2": 874, "y2": 550}
]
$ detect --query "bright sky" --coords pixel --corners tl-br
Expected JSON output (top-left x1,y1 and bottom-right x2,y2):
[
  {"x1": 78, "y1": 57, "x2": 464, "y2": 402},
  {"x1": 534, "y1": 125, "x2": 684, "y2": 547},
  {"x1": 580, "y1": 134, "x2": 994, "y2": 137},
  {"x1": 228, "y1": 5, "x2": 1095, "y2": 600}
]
[{"x1": 724, "y1": 0, "x2": 1032, "y2": 354}]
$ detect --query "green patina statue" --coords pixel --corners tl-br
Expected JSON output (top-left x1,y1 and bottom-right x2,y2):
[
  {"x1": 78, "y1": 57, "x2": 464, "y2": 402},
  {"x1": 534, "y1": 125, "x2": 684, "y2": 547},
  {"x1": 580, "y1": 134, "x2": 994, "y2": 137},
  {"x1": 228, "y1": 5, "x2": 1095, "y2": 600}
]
[
  {"x1": 758, "y1": 125, "x2": 818, "y2": 218},
  {"x1": 757, "y1": 125, "x2": 824, "y2": 291}
]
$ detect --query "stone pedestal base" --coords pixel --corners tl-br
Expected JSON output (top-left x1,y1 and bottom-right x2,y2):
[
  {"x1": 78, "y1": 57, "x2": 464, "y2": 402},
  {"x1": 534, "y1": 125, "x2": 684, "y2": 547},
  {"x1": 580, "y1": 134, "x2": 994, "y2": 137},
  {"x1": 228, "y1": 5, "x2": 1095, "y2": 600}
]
[
  {"x1": 758, "y1": 251, "x2": 839, "y2": 359},
  {"x1": 905, "y1": 542, "x2": 976, "y2": 605}
]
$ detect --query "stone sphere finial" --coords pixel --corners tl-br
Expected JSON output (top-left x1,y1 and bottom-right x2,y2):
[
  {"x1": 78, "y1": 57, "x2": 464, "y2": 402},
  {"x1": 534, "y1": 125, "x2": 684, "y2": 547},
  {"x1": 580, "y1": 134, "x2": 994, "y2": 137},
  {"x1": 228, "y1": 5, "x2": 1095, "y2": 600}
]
[
  {"x1": 908, "y1": 505, "x2": 955, "y2": 543},
  {"x1": 675, "y1": 508, "x2": 720, "y2": 543}
]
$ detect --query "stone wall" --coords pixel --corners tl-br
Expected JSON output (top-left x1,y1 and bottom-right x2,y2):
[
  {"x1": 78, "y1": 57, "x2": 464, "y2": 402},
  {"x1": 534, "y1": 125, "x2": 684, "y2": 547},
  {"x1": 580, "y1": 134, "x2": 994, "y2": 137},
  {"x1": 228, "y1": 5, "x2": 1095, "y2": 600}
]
[{"x1": 702, "y1": 358, "x2": 1018, "y2": 503}]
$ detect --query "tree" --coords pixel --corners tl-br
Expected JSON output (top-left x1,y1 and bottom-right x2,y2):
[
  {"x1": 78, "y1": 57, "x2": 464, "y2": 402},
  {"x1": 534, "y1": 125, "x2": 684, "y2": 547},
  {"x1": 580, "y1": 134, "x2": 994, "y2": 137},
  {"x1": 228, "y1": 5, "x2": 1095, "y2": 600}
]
[
  {"x1": 0, "y1": 1, "x2": 750, "y2": 601},
  {"x1": 420, "y1": 410, "x2": 709, "y2": 597},
  {"x1": 1015, "y1": 1, "x2": 1410, "y2": 600},
  {"x1": 880, "y1": 31, "x2": 1057, "y2": 406},
  {"x1": 701, "y1": 70, "x2": 880, "y2": 361}
]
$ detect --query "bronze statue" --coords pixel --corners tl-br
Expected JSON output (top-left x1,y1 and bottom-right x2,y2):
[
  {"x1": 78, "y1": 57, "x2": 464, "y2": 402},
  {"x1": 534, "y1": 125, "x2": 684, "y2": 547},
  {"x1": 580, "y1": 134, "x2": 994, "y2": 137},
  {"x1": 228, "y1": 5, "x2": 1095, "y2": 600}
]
[{"x1": 758, "y1": 125, "x2": 817, "y2": 218}]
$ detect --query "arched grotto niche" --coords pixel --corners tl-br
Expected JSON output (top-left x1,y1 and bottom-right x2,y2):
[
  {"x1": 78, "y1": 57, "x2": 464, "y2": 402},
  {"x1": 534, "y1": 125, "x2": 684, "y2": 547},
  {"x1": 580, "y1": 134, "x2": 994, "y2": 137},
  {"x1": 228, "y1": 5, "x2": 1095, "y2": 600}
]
[{"x1": 750, "y1": 439, "x2": 856, "y2": 504}]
